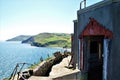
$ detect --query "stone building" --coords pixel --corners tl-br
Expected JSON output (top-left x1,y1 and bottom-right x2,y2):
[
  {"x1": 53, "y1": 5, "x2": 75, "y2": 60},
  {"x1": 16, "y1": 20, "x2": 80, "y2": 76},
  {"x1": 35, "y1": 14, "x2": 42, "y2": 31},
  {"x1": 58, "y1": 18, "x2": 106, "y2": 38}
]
[{"x1": 71, "y1": 0, "x2": 120, "y2": 80}]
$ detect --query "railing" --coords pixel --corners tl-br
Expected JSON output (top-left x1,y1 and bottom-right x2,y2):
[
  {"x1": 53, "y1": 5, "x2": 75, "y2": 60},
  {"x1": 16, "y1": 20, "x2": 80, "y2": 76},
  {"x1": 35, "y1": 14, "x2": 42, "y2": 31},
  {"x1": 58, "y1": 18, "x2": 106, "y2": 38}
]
[
  {"x1": 80, "y1": 0, "x2": 86, "y2": 9},
  {"x1": 9, "y1": 63, "x2": 33, "y2": 80}
]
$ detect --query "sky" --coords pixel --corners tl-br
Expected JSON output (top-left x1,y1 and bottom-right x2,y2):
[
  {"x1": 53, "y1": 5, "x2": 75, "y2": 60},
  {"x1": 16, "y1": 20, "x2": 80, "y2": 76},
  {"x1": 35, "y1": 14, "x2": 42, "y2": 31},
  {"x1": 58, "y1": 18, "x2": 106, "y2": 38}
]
[{"x1": 0, "y1": 0, "x2": 102, "y2": 41}]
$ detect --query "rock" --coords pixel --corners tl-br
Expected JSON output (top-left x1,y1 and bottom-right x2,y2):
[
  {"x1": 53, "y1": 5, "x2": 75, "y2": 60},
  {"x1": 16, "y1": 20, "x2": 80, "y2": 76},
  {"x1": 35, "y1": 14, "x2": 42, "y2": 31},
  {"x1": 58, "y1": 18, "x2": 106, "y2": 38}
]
[
  {"x1": 33, "y1": 52, "x2": 64, "y2": 76},
  {"x1": 19, "y1": 70, "x2": 33, "y2": 80}
]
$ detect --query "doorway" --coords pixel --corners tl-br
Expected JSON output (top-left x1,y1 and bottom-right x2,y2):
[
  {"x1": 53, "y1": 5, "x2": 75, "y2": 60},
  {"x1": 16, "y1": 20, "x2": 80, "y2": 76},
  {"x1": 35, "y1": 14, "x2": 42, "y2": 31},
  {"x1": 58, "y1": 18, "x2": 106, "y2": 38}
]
[
  {"x1": 79, "y1": 18, "x2": 113, "y2": 80},
  {"x1": 88, "y1": 36, "x2": 103, "y2": 80}
]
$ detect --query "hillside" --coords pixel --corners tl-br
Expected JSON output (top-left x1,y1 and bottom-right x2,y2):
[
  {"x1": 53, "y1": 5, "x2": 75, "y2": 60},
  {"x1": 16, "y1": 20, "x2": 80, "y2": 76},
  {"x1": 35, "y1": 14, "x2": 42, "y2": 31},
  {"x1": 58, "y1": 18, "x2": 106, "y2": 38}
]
[
  {"x1": 7, "y1": 35, "x2": 31, "y2": 41},
  {"x1": 22, "y1": 33, "x2": 71, "y2": 48}
]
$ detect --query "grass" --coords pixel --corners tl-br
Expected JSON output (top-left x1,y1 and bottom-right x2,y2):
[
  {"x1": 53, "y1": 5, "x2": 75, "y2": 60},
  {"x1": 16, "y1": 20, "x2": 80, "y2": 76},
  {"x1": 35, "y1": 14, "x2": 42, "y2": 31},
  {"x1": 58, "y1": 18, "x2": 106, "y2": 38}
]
[
  {"x1": 28, "y1": 63, "x2": 40, "y2": 69},
  {"x1": 45, "y1": 57, "x2": 52, "y2": 61},
  {"x1": 34, "y1": 33, "x2": 71, "y2": 48},
  {"x1": 3, "y1": 78, "x2": 9, "y2": 80}
]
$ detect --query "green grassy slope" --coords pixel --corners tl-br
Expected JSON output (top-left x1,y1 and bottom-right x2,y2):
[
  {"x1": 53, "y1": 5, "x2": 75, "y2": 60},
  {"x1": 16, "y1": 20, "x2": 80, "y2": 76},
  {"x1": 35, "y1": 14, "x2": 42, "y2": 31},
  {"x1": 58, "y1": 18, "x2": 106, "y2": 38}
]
[{"x1": 33, "y1": 33, "x2": 71, "y2": 48}]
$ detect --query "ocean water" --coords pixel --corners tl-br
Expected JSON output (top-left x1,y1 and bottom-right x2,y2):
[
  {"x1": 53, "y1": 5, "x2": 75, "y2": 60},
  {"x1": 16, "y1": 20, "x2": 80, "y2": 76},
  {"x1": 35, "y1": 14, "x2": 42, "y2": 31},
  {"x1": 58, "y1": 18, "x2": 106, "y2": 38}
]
[{"x1": 0, "y1": 41, "x2": 64, "y2": 79}]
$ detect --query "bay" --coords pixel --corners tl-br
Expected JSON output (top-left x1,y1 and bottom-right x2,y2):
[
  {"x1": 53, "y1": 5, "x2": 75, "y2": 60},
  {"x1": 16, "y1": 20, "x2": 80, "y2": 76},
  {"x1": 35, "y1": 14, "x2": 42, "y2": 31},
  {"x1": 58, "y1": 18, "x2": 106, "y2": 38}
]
[{"x1": 0, "y1": 41, "x2": 64, "y2": 79}]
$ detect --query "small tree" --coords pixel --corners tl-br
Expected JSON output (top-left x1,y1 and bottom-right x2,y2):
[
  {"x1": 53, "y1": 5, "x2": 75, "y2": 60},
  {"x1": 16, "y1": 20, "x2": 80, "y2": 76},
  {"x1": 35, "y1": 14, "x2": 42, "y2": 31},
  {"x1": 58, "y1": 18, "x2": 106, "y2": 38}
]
[
  {"x1": 63, "y1": 45, "x2": 68, "y2": 53},
  {"x1": 40, "y1": 56, "x2": 43, "y2": 62}
]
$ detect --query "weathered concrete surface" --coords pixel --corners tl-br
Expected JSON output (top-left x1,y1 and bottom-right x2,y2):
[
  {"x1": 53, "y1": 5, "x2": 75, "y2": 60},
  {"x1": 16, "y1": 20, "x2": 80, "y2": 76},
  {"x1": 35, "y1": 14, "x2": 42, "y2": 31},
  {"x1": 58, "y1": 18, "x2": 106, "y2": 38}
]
[
  {"x1": 29, "y1": 56, "x2": 80, "y2": 80},
  {"x1": 49, "y1": 56, "x2": 71, "y2": 76},
  {"x1": 110, "y1": 2, "x2": 120, "y2": 80},
  {"x1": 50, "y1": 56, "x2": 80, "y2": 80},
  {"x1": 73, "y1": 20, "x2": 79, "y2": 69},
  {"x1": 73, "y1": 0, "x2": 120, "y2": 80},
  {"x1": 52, "y1": 71, "x2": 80, "y2": 80},
  {"x1": 29, "y1": 76, "x2": 52, "y2": 80}
]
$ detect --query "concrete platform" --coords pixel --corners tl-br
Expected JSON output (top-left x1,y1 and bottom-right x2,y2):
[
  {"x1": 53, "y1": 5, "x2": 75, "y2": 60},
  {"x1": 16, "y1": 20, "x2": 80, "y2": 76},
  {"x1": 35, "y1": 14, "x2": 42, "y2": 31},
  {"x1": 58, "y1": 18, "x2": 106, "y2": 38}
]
[{"x1": 29, "y1": 56, "x2": 80, "y2": 80}]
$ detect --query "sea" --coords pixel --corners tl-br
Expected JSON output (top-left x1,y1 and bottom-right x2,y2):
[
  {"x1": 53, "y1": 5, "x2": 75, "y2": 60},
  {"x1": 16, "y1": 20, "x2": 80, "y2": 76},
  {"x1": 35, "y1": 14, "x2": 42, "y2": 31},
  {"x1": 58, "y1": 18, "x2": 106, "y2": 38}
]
[{"x1": 0, "y1": 41, "x2": 64, "y2": 80}]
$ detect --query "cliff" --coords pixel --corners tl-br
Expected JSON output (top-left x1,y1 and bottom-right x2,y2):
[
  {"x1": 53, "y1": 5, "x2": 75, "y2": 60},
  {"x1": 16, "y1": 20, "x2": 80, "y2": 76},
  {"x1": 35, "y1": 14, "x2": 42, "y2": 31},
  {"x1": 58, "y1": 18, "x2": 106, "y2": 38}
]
[{"x1": 22, "y1": 33, "x2": 71, "y2": 48}]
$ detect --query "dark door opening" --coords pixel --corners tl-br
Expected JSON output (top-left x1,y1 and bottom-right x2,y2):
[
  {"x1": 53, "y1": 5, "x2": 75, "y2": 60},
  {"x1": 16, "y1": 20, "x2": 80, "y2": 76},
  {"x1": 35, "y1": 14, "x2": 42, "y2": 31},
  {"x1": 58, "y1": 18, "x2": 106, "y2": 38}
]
[{"x1": 88, "y1": 37, "x2": 103, "y2": 80}]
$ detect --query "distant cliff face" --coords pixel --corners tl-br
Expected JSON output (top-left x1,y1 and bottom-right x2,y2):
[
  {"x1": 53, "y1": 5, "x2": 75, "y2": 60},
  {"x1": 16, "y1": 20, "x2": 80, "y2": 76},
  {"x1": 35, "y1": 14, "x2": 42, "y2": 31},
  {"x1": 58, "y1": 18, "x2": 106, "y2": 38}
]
[
  {"x1": 6, "y1": 35, "x2": 31, "y2": 41},
  {"x1": 22, "y1": 33, "x2": 71, "y2": 48},
  {"x1": 22, "y1": 36, "x2": 34, "y2": 44}
]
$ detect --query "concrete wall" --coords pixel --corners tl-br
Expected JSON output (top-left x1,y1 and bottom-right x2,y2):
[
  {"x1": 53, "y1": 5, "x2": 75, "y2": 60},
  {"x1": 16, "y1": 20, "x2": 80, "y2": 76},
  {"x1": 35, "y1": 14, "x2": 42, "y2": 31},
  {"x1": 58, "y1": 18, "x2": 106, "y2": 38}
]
[
  {"x1": 110, "y1": 1, "x2": 120, "y2": 80},
  {"x1": 53, "y1": 71, "x2": 80, "y2": 80},
  {"x1": 73, "y1": 20, "x2": 79, "y2": 69},
  {"x1": 77, "y1": 0, "x2": 114, "y2": 34},
  {"x1": 74, "y1": 0, "x2": 120, "y2": 80},
  {"x1": 30, "y1": 71, "x2": 81, "y2": 80}
]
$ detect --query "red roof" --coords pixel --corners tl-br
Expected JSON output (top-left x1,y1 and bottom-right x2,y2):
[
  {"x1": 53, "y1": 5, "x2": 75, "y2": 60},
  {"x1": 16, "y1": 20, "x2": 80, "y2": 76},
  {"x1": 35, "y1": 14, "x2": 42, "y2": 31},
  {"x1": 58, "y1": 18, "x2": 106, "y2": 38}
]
[{"x1": 80, "y1": 18, "x2": 113, "y2": 39}]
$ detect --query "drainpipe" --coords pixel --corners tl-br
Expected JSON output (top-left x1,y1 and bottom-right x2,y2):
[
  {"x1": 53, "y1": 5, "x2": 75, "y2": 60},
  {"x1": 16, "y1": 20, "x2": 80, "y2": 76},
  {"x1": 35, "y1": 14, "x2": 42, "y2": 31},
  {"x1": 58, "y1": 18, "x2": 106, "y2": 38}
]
[
  {"x1": 84, "y1": 0, "x2": 86, "y2": 8},
  {"x1": 80, "y1": 0, "x2": 86, "y2": 9}
]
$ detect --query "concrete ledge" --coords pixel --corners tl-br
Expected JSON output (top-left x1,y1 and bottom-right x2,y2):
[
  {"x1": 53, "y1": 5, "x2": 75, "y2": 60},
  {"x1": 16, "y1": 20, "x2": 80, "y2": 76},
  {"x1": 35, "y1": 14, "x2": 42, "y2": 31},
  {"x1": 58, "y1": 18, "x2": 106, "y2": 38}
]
[
  {"x1": 52, "y1": 69, "x2": 80, "y2": 80},
  {"x1": 29, "y1": 56, "x2": 81, "y2": 80},
  {"x1": 29, "y1": 70, "x2": 80, "y2": 80},
  {"x1": 29, "y1": 76, "x2": 52, "y2": 80}
]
